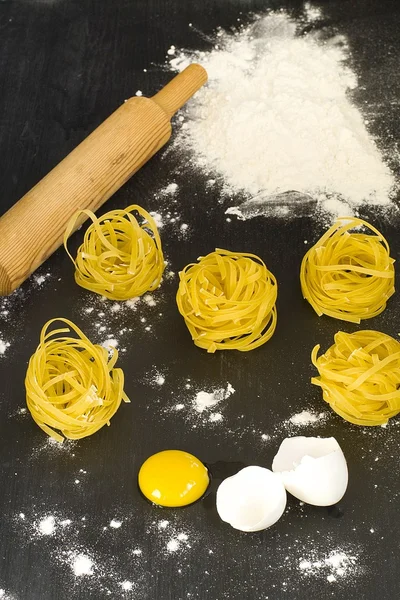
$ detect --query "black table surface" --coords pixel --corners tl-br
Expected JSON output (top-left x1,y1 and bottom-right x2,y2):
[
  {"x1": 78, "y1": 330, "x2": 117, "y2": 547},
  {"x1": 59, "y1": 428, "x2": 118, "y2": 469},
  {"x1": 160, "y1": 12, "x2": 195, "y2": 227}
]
[{"x1": 0, "y1": 1, "x2": 399, "y2": 599}]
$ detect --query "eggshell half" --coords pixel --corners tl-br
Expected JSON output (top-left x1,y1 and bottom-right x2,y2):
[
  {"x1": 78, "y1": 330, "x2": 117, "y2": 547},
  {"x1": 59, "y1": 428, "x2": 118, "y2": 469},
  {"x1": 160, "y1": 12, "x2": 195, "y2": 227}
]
[
  {"x1": 272, "y1": 436, "x2": 348, "y2": 506},
  {"x1": 216, "y1": 466, "x2": 287, "y2": 532}
]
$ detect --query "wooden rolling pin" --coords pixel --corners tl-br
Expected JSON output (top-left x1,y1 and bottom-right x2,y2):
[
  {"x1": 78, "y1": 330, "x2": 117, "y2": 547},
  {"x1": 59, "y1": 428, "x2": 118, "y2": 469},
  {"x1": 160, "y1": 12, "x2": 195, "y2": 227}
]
[{"x1": 0, "y1": 63, "x2": 207, "y2": 295}]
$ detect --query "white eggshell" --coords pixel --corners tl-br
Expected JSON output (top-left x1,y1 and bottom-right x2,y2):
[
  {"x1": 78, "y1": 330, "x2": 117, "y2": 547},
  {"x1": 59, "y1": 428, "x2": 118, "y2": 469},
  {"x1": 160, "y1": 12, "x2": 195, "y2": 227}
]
[
  {"x1": 272, "y1": 436, "x2": 348, "y2": 506},
  {"x1": 216, "y1": 466, "x2": 287, "y2": 532}
]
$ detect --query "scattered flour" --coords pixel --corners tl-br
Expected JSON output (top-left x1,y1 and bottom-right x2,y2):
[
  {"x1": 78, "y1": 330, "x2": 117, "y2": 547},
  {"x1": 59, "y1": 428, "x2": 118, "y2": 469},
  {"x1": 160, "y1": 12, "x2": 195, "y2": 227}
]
[
  {"x1": 149, "y1": 212, "x2": 164, "y2": 229},
  {"x1": 299, "y1": 548, "x2": 359, "y2": 582},
  {"x1": 17, "y1": 511, "x2": 74, "y2": 539},
  {"x1": 166, "y1": 539, "x2": 180, "y2": 553},
  {"x1": 209, "y1": 412, "x2": 223, "y2": 422},
  {"x1": 249, "y1": 406, "x2": 331, "y2": 443},
  {"x1": 166, "y1": 532, "x2": 190, "y2": 553},
  {"x1": 38, "y1": 515, "x2": 56, "y2": 536},
  {"x1": 110, "y1": 519, "x2": 122, "y2": 529},
  {"x1": 149, "y1": 519, "x2": 194, "y2": 556},
  {"x1": 31, "y1": 437, "x2": 77, "y2": 458},
  {"x1": 101, "y1": 338, "x2": 118, "y2": 350},
  {"x1": 13, "y1": 509, "x2": 147, "y2": 595},
  {"x1": 289, "y1": 410, "x2": 327, "y2": 426},
  {"x1": 148, "y1": 208, "x2": 188, "y2": 238},
  {"x1": 126, "y1": 297, "x2": 140, "y2": 309},
  {"x1": 0, "y1": 340, "x2": 10, "y2": 355},
  {"x1": 194, "y1": 383, "x2": 235, "y2": 412},
  {"x1": 34, "y1": 273, "x2": 51, "y2": 287},
  {"x1": 121, "y1": 581, "x2": 134, "y2": 591},
  {"x1": 170, "y1": 12, "x2": 395, "y2": 219},
  {"x1": 159, "y1": 182, "x2": 179, "y2": 196},
  {"x1": 153, "y1": 380, "x2": 236, "y2": 427},
  {"x1": 0, "y1": 590, "x2": 16, "y2": 600},
  {"x1": 146, "y1": 368, "x2": 167, "y2": 387},
  {"x1": 71, "y1": 553, "x2": 94, "y2": 576},
  {"x1": 143, "y1": 294, "x2": 157, "y2": 307},
  {"x1": 304, "y1": 1, "x2": 323, "y2": 22},
  {"x1": 194, "y1": 391, "x2": 219, "y2": 412},
  {"x1": 60, "y1": 520, "x2": 72, "y2": 527},
  {"x1": 75, "y1": 280, "x2": 166, "y2": 348}
]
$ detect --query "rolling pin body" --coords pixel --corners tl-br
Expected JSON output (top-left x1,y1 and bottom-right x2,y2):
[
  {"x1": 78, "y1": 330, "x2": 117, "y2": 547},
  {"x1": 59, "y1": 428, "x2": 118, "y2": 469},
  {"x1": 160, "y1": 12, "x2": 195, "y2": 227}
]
[{"x1": 0, "y1": 64, "x2": 207, "y2": 295}]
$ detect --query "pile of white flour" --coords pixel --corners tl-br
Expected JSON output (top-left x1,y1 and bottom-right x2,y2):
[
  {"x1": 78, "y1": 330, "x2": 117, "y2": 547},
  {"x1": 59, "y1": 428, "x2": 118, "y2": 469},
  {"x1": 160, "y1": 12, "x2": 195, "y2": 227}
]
[{"x1": 169, "y1": 12, "x2": 395, "y2": 218}]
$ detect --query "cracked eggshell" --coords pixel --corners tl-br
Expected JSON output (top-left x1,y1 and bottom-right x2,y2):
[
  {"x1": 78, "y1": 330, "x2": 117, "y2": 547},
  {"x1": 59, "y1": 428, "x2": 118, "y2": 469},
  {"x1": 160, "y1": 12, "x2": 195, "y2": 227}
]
[
  {"x1": 272, "y1": 436, "x2": 348, "y2": 506},
  {"x1": 216, "y1": 466, "x2": 287, "y2": 532}
]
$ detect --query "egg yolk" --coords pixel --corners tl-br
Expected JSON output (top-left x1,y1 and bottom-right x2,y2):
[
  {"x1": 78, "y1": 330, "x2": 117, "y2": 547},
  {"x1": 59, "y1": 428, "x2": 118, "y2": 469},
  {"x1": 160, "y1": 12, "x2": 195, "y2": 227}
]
[{"x1": 138, "y1": 450, "x2": 209, "y2": 507}]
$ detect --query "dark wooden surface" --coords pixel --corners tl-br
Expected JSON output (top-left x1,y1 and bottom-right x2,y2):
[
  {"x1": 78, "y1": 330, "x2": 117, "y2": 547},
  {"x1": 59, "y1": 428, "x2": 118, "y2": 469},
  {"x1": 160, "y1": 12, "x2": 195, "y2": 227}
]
[{"x1": 0, "y1": 1, "x2": 399, "y2": 599}]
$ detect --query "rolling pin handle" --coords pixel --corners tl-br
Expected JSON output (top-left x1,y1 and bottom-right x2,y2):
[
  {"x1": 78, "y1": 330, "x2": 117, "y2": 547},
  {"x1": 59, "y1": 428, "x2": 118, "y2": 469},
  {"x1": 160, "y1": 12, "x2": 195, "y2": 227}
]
[{"x1": 152, "y1": 63, "x2": 208, "y2": 119}]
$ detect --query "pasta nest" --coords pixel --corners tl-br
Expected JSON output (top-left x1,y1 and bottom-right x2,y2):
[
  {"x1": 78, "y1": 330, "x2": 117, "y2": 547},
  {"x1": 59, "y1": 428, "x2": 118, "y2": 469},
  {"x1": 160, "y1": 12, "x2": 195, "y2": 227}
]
[
  {"x1": 64, "y1": 204, "x2": 165, "y2": 301},
  {"x1": 312, "y1": 330, "x2": 400, "y2": 426},
  {"x1": 25, "y1": 318, "x2": 130, "y2": 442},
  {"x1": 300, "y1": 217, "x2": 395, "y2": 323},
  {"x1": 176, "y1": 249, "x2": 278, "y2": 352}
]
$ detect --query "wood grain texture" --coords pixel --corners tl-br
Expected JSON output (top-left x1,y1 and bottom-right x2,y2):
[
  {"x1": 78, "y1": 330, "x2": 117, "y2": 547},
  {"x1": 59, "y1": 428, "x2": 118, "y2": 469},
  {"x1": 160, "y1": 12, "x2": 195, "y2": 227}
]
[
  {"x1": 153, "y1": 63, "x2": 207, "y2": 117},
  {"x1": 0, "y1": 64, "x2": 207, "y2": 295}
]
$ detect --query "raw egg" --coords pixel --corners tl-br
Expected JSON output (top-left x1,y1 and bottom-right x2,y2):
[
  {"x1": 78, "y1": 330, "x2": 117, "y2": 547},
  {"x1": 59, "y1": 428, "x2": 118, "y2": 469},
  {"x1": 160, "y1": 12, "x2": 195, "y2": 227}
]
[{"x1": 138, "y1": 450, "x2": 209, "y2": 507}]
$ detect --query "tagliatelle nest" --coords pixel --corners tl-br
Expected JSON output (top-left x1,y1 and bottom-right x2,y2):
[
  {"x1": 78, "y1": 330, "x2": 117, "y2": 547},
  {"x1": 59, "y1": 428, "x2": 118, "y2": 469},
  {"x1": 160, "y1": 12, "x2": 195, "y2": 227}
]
[
  {"x1": 312, "y1": 330, "x2": 400, "y2": 426},
  {"x1": 25, "y1": 318, "x2": 130, "y2": 442},
  {"x1": 176, "y1": 249, "x2": 278, "y2": 353},
  {"x1": 64, "y1": 204, "x2": 165, "y2": 301},
  {"x1": 300, "y1": 217, "x2": 395, "y2": 323}
]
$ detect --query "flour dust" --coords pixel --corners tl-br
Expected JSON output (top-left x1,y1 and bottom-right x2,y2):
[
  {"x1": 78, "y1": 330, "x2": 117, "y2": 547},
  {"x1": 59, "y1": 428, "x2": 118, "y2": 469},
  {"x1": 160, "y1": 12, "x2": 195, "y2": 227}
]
[{"x1": 169, "y1": 11, "x2": 396, "y2": 222}]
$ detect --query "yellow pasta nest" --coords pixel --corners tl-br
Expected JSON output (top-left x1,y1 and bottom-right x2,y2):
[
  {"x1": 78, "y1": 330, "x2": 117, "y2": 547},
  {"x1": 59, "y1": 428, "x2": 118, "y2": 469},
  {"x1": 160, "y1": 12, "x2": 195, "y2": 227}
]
[
  {"x1": 311, "y1": 330, "x2": 400, "y2": 426},
  {"x1": 64, "y1": 204, "x2": 165, "y2": 301},
  {"x1": 25, "y1": 318, "x2": 130, "y2": 442},
  {"x1": 176, "y1": 249, "x2": 278, "y2": 353},
  {"x1": 300, "y1": 217, "x2": 395, "y2": 323}
]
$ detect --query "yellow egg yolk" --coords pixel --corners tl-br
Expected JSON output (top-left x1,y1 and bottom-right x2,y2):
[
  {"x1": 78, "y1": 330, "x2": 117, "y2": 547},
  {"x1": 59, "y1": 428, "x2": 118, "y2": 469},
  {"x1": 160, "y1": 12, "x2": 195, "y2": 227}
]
[{"x1": 138, "y1": 450, "x2": 209, "y2": 507}]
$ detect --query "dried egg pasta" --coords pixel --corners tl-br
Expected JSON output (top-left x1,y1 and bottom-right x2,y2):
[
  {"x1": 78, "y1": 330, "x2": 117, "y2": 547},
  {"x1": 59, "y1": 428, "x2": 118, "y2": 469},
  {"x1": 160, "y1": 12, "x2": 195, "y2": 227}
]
[
  {"x1": 64, "y1": 204, "x2": 164, "y2": 301},
  {"x1": 312, "y1": 330, "x2": 400, "y2": 426},
  {"x1": 300, "y1": 217, "x2": 394, "y2": 323},
  {"x1": 25, "y1": 318, "x2": 129, "y2": 442},
  {"x1": 176, "y1": 249, "x2": 277, "y2": 352}
]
